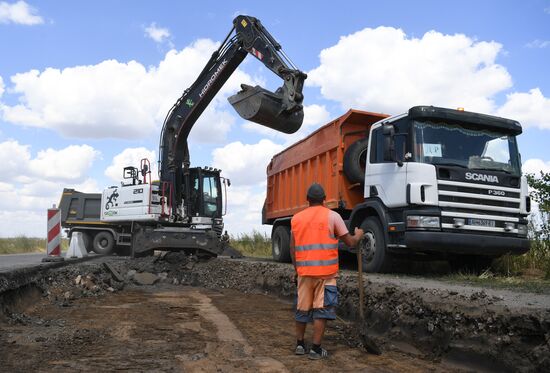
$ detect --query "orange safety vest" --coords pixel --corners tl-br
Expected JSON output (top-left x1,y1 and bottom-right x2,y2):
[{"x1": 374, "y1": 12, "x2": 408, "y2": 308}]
[{"x1": 291, "y1": 205, "x2": 339, "y2": 277}]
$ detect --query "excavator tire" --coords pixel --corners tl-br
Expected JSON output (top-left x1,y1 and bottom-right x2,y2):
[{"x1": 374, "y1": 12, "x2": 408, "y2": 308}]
[{"x1": 343, "y1": 138, "x2": 369, "y2": 184}]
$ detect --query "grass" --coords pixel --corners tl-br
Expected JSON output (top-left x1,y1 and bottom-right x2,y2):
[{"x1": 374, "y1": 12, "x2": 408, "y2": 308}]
[
  {"x1": 0, "y1": 236, "x2": 47, "y2": 254},
  {"x1": 229, "y1": 230, "x2": 271, "y2": 258},
  {"x1": 0, "y1": 236, "x2": 70, "y2": 255}
]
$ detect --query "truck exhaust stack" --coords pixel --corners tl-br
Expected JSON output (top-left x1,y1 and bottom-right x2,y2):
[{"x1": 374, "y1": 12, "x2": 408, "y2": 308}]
[{"x1": 228, "y1": 84, "x2": 304, "y2": 134}]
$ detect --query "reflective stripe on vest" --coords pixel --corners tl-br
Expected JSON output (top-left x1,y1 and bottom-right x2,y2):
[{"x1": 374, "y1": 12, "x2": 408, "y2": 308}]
[
  {"x1": 291, "y1": 206, "x2": 339, "y2": 277},
  {"x1": 295, "y1": 243, "x2": 339, "y2": 251}
]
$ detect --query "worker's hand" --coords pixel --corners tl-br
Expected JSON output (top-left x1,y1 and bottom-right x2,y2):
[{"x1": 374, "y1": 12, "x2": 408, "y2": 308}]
[{"x1": 354, "y1": 227, "x2": 364, "y2": 238}]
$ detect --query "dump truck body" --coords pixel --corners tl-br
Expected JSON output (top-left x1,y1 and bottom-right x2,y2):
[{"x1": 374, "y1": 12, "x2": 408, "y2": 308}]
[{"x1": 264, "y1": 109, "x2": 389, "y2": 222}]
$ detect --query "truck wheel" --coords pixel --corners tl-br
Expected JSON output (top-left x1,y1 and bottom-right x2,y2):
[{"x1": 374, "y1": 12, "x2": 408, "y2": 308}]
[
  {"x1": 92, "y1": 231, "x2": 115, "y2": 255},
  {"x1": 343, "y1": 138, "x2": 369, "y2": 184},
  {"x1": 272, "y1": 225, "x2": 291, "y2": 263},
  {"x1": 449, "y1": 255, "x2": 493, "y2": 274},
  {"x1": 359, "y1": 217, "x2": 392, "y2": 273}
]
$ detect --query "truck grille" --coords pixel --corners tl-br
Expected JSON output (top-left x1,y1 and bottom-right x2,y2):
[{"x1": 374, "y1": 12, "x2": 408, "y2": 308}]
[{"x1": 437, "y1": 180, "x2": 521, "y2": 234}]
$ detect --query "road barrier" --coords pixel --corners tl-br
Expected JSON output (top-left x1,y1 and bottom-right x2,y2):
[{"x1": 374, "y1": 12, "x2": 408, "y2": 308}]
[{"x1": 42, "y1": 205, "x2": 64, "y2": 262}]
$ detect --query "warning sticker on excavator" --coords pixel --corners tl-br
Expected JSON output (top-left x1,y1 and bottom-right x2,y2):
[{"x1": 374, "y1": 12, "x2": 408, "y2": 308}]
[{"x1": 241, "y1": 19, "x2": 248, "y2": 27}]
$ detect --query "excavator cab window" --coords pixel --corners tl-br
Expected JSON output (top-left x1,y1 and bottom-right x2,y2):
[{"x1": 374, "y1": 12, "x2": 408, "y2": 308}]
[{"x1": 187, "y1": 168, "x2": 222, "y2": 219}]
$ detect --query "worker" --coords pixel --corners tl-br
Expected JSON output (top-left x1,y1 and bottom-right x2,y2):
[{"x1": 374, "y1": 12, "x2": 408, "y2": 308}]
[{"x1": 290, "y1": 183, "x2": 364, "y2": 360}]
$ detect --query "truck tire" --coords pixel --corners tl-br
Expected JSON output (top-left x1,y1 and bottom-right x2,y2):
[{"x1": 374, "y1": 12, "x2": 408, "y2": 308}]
[
  {"x1": 359, "y1": 217, "x2": 392, "y2": 273},
  {"x1": 343, "y1": 138, "x2": 369, "y2": 184},
  {"x1": 92, "y1": 231, "x2": 115, "y2": 255},
  {"x1": 272, "y1": 225, "x2": 291, "y2": 263}
]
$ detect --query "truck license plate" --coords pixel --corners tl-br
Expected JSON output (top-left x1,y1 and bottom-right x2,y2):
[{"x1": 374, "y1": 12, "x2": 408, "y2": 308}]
[{"x1": 468, "y1": 218, "x2": 495, "y2": 227}]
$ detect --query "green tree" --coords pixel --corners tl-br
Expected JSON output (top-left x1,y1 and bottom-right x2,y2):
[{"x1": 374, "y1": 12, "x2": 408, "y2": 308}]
[{"x1": 526, "y1": 171, "x2": 550, "y2": 239}]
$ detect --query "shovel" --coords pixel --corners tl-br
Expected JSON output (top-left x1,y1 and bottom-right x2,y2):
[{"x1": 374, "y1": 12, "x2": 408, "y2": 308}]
[{"x1": 355, "y1": 239, "x2": 382, "y2": 355}]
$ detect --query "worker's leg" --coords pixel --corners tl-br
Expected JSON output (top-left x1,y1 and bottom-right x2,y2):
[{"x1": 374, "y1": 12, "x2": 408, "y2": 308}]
[
  {"x1": 295, "y1": 321, "x2": 307, "y2": 341},
  {"x1": 312, "y1": 318, "x2": 327, "y2": 345},
  {"x1": 294, "y1": 276, "x2": 313, "y2": 354}
]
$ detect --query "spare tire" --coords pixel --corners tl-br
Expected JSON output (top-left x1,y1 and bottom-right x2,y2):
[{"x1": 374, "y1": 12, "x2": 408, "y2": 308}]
[{"x1": 343, "y1": 138, "x2": 369, "y2": 184}]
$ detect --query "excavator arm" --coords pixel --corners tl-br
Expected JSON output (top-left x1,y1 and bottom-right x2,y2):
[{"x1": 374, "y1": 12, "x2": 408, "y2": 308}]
[{"x1": 159, "y1": 15, "x2": 307, "y2": 220}]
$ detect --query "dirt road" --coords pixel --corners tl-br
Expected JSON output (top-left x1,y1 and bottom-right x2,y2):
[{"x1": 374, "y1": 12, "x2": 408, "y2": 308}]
[{"x1": 1, "y1": 284, "x2": 450, "y2": 372}]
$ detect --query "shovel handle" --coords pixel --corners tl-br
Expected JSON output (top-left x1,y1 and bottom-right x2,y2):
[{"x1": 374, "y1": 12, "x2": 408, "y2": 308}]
[{"x1": 357, "y1": 239, "x2": 365, "y2": 321}]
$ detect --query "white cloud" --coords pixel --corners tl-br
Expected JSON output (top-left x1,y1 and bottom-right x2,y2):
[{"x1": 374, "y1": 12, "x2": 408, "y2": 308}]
[
  {"x1": 1, "y1": 39, "x2": 258, "y2": 143},
  {"x1": 0, "y1": 141, "x2": 100, "y2": 237},
  {"x1": 105, "y1": 147, "x2": 157, "y2": 183},
  {"x1": 145, "y1": 22, "x2": 171, "y2": 44},
  {"x1": 29, "y1": 145, "x2": 99, "y2": 181},
  {"x1": 523, "y1": 158, "x2": 550, "y2": 176},
  {"x1": 496, "y1": 88, "x2": 550, "y2": 130},
  {"x1": 222, "y1": 185, "x2": 270, "y2": 235},
  {"x1": 307, "y1": 27, "x2": 512, "y2": 115},
  {"x1": 545, "y1": 7, "x2": 550, "y2": 14},
  {"x1": 526, "y1": 39, "x2": 550, "y2": 48},
  {"x1": 212, "y1": 139, "x2": 283, "y2": 186},
  {"x1": 0, "y1": 140, "x2": 99, "y2": 182},
  {"x1": 0, "y1": 1, "x2": 43, "y2": 25},
  {"x1": 0, "y1": 75, "x2": 4, "y2": 97}
]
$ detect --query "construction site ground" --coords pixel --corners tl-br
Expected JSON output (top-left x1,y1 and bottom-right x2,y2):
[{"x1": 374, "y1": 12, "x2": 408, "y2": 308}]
[{"x1": 1, "y1": 254, "x2": 549, "y2": 372}]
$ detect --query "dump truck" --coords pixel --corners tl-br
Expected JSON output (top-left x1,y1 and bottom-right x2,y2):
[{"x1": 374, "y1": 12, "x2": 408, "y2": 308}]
[
  {"x1": 263, "y1": 107, "x2": 531, "y2": 272},
  {"x1": 58, "y1": 15, "x2": 307, "y2": 257}
]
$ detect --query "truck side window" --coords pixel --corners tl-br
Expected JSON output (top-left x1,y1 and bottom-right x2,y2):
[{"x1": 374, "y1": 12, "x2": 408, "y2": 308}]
[
  {"x1": 371, "y1": 121, "x2": 407, "y2": 164},
  {"x1": 370, "y1": 128, "x2": 383, "y2": 163},
  {"x1": 202, "y1": 175, "x2": 219, "y2": 217}
]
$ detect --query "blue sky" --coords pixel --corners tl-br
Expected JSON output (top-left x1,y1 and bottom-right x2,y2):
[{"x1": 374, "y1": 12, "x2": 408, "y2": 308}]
[{"x1": 0, "y1": 0, "x2": 549, "y2": 237}]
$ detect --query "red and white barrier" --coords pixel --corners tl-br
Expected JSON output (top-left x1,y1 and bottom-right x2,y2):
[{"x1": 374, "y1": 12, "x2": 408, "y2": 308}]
[{"x1": 42, "y1": 205, "x2": 64, "y2": 262}]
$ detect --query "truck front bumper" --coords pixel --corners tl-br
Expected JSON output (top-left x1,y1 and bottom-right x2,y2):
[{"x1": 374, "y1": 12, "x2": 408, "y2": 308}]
[{"x1": 404, "y1": 231, "x2": 530, "y2": 256}]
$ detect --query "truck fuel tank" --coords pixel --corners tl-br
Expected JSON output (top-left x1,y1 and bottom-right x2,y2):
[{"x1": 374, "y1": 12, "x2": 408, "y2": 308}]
[{"x1": 228, "y1": 84, "x2": 303, "y2": 134}]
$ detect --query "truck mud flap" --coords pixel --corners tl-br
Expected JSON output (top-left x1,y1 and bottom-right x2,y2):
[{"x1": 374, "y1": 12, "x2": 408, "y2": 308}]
[
  {"x1": 228, "y1": 84, "x2": 303, "y2": 134},
  {"x1": 131, "y1": 223, "x2": 224, "y2": 257}
]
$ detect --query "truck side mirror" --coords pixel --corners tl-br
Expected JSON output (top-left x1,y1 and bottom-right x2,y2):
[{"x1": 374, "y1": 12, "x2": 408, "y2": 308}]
[{"x1": 382, "y1": 124, "x2": 404, "y2": 167}]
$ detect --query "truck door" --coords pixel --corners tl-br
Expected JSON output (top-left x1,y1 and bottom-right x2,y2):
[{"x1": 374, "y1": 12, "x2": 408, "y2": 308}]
[{"x1": 365, "y1": 120, "x2": 409, "y2": 207}]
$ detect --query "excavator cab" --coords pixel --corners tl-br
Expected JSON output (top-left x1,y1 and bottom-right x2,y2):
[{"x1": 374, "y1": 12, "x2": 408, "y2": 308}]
[
  {"x1": 229, "y1": 84, "x2": 304, "y2": 134},
  {"x1": 186, "y1": 167, "x2": 223, "y2": 220}
]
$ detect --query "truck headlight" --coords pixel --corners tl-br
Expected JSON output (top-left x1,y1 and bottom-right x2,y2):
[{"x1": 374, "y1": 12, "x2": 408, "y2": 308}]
[
  {"x1": 517, "y1": 224, "x2": 528, "y2": 236},
  {"x1": 407, "y1": 215, "x2": 440, "y2": 229}
]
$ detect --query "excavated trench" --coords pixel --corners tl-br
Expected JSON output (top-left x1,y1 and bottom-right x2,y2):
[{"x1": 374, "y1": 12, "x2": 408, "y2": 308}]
[{"x1": 0, "y1": 254, "x2": 549, "y2": 372}]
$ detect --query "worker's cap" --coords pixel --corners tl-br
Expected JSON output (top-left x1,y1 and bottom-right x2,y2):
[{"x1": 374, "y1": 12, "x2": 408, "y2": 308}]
[{"x1": 307, "y1": 183, "x2": 326, "y2": 200}]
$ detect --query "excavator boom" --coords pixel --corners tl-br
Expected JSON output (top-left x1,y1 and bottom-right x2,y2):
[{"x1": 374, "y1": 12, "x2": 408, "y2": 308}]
[{"x1": 159, "y1": 15, "x2": 307, "y2": 220}]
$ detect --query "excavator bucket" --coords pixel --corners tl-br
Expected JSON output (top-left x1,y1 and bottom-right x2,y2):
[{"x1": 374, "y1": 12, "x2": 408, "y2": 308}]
[{"x1": 228, "y1": 85, "x2": 303, "y2": 134}]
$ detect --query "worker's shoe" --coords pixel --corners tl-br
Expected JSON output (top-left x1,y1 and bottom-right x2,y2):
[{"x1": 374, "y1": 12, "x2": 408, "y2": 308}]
[
  {"x1": 295, "y1": 344, "x2": 306, "y2": 355},
  {"x1": 308, "y1": 347, "x2": 328, "y2": 360}
]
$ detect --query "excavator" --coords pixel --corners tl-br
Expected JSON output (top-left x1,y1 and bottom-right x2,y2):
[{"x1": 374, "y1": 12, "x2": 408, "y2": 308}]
[{"x1": 59, "y1": 15, "x2": 306, "y2": 257}]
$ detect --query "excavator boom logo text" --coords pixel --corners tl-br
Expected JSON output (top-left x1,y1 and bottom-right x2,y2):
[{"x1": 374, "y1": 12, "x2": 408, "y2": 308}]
[{"x1": 199, "y1": 59, "x2": 228, "y2": 98}]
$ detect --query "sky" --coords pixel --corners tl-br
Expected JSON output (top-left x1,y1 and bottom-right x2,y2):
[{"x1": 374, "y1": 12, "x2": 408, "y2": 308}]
[{"x1": 0, "y1": 0, "x2": 549, "y2": 237}]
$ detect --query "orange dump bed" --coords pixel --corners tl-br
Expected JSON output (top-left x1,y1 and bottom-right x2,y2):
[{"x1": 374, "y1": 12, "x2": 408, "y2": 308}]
[{"x1": 265, "y1": 109, "x2": 389, "y2": 222}]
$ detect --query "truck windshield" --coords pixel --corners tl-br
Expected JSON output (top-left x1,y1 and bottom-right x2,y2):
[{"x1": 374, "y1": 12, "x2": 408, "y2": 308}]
[{"x1": 413, "y1": 120, "x2": 521, "y2": 175}]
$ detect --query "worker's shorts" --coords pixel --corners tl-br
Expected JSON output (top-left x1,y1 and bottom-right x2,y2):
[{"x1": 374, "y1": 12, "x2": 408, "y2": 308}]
[{"x1": 295, "y1": 276, "x2": 338, "y2": 323}]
